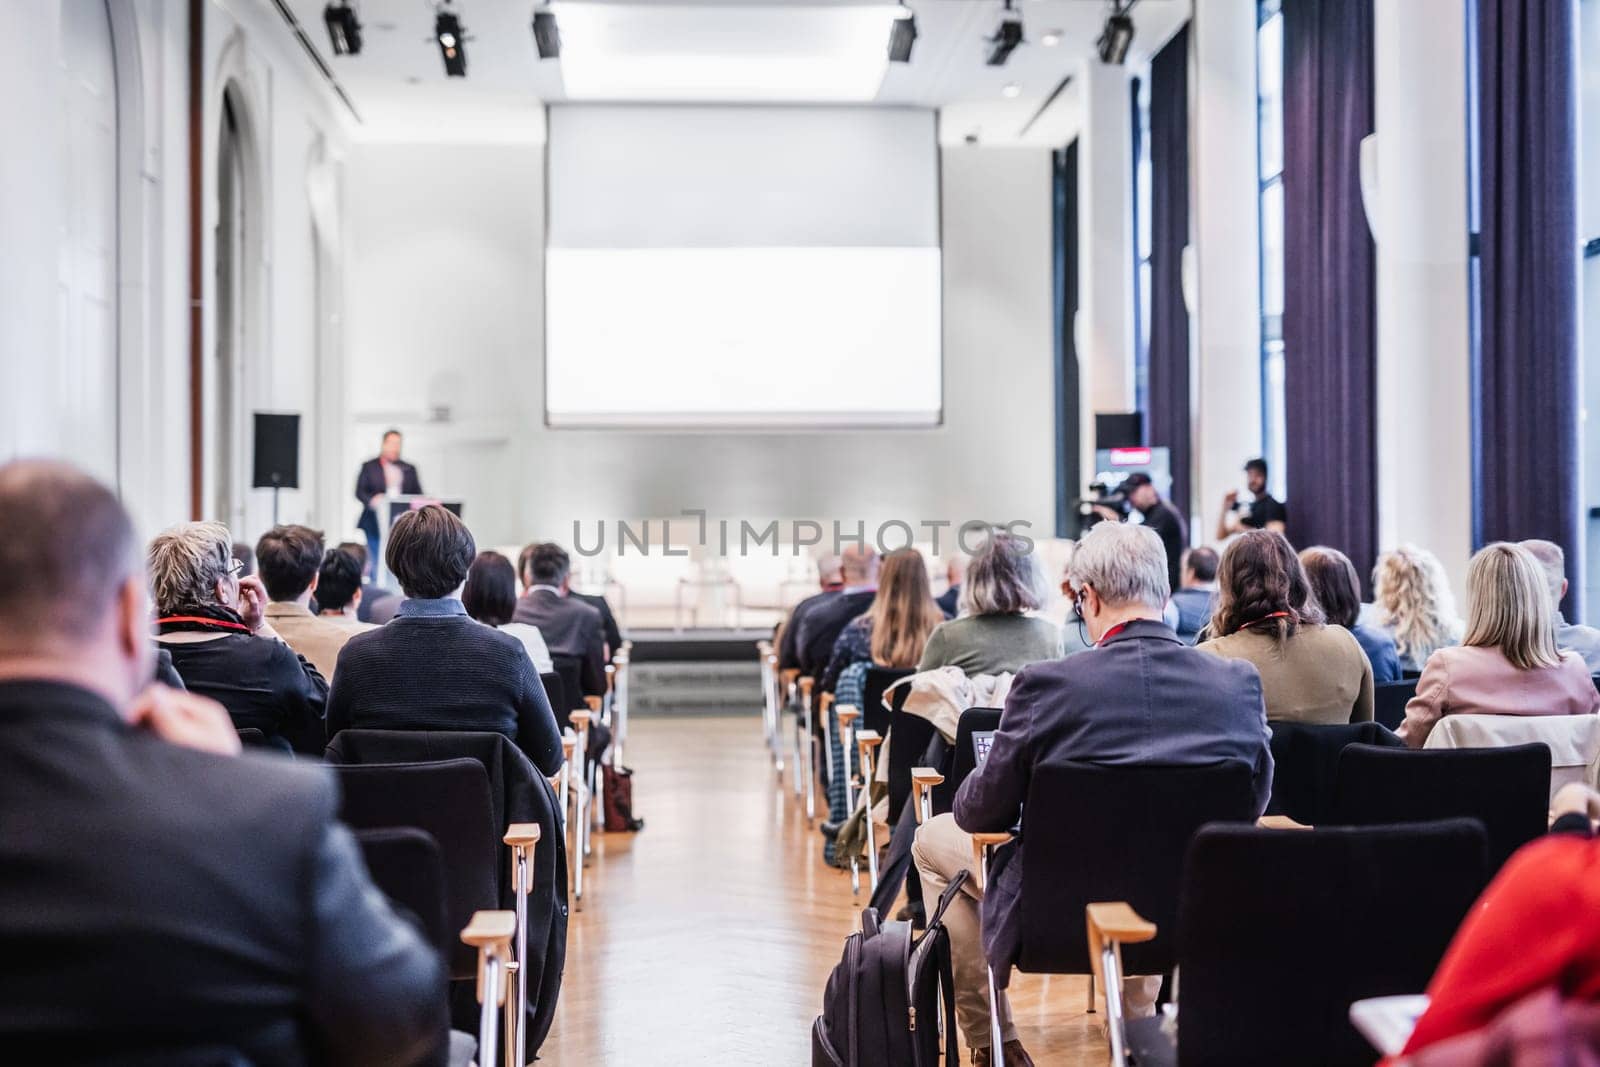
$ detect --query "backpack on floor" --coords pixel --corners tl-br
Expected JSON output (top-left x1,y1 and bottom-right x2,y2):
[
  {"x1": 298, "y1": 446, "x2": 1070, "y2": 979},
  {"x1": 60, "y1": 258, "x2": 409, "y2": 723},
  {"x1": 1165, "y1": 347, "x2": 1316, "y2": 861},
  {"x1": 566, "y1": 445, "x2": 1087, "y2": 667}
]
[
  {"x1": 811, "y1": 870, "x2": 966, "y2": 1067},
  {"x1": 602, "y1": 762, "x2": 643, "y2": 832}
]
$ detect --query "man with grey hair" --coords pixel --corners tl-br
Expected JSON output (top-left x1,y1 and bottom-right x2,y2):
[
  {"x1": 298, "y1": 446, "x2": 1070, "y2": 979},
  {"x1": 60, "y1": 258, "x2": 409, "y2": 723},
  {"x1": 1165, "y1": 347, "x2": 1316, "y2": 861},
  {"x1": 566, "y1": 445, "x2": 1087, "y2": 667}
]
[
  {"x1": 1518, "y1": 539, "x2": 1600, "y2": 670},
  {"x1": 912, "y1": 520, "x2": 1272, "y2": 1066},
  {"x1": 776, "y1": 553, "x2": 843, "y2": 671}
]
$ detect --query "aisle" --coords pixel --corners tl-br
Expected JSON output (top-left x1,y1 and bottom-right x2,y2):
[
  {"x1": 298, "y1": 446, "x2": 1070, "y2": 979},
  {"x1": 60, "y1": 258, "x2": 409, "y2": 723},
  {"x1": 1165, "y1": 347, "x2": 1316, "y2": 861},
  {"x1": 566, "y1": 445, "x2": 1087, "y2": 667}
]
[{"x1": 539, "y1": 716, "x2": 1110, "y2": 1065}]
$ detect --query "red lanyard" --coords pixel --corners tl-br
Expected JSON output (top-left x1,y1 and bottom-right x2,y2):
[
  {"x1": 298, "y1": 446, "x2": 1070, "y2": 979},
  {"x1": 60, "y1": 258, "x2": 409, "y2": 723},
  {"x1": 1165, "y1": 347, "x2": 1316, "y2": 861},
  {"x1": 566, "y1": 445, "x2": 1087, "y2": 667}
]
[
  {"x1": 1097, "y1": 620, "x2": 1137, "y2": 647},
  {"x1": 156, "y1": 615, "x2": 252, "y2": 633},
  {"x1": 1246, "y1": 611, "x2": 1291, "y2": 628}
]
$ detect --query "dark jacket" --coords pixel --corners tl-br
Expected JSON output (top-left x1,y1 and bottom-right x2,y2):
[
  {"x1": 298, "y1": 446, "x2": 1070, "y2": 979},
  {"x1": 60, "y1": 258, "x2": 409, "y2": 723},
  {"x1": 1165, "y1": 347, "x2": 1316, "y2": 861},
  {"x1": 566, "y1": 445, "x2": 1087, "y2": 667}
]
[
  {"x1": 1352, "y1": 621, "x2": 1403, "y2": 685},
  {"x1": 1170, "y1": 587, "x2": 1216, "y2": 644},
  {"x1": 953, "y1": 620, "x2": 1272, "y2": 976},
  {"x1": 511, "y1": 589, "x2": 606, "y2": 697},
  {"x1": 159, "y1": 634, "x2": 327, "y2": 754},
  {"x1": 355, "y1": 457, "x2": 422, "y2": 537},
  {"x1": 779, "y1": 589, "x2": 838, "y2": 671},
  {"x1": 571, "y1": 591, "x2": 623, "y2": 661},
  {"x1": 936, "y1": 584, "x2": 960, "y2": 619},
  {"x1": 797, "y1": 589, "x2": 877, "y2": 679},
  {"x1": 0, "y1": 680, "x2": 446, "y2": 1066},
  {"x1": 1137, "y1": 501, "x2": 1189, "y2": 592},
  {"x1": 326, "y1": 599, "x2": 564, "y2": 776}
]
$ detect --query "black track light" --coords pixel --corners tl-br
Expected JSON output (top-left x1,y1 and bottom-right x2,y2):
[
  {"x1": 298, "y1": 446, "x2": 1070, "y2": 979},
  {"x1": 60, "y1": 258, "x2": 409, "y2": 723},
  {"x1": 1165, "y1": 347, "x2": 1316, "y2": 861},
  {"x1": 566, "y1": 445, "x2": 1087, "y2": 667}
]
[
  {"x1": 532, "y1": 9, "x2": 560, "y2": 59},
  {"x1": 888, "y1": 5, "x2": 917, "y2": 63},
  {"x1": 1097, "y1": 3, "x2": 1135, "y2": 65},
  {"x1": 435, "y1": 6, "x2": 467, "y2": 77},
  {"x1": 324, "y1": 0, "x2": 362, "y2": 56},
  {"x1": 985, "y1": 0, "x2": 1023, "y2": 67}
]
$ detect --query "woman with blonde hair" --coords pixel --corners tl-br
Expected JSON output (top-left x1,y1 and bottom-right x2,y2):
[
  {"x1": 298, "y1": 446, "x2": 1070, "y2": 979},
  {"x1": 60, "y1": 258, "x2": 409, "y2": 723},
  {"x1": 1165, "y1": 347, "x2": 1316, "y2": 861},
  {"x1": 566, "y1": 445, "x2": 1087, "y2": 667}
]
[
  {"x1": 1398, "y1": 542, "x2": 1599, "y2": 747},
  {"x1": 819, "y1": 547, "x2": 943, "y2": 693},
  {"x1": 1372, "y1": 545, "x2": 1464, "y2": 673}
]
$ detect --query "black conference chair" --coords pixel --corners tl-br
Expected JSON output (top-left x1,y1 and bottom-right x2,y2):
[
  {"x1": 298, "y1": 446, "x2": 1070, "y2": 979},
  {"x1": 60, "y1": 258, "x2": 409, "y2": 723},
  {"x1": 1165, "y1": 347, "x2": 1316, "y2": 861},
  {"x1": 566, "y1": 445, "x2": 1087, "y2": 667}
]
[
  {"x1": 976, "y1": 760, "x2": 1259, "y2": 1064},
  {"x1": 861, "y1": 666, "x2": 915, "y2": 737},
  {"x1": 931, "y1": 707, "x2": 1002, "y2": 816},
  {"x1": 1329, "y1": 742, "x2": 1551, "y2": 873},
  {"x1": 1372, "y1": 680, "x2": 1418, "y2": 731},
  {"x1": 354, "y1": 826, "x2": 451, "y2": 955},
  {"x1": 1266, "y1": 721, "x2": 1404, "y2": 826},
  {"x1": 885, "y1": 686, "x2": 938, "y2": 827},
  {"x1": 539, "y1": 671, "x2": 567, "y2": 731},
  {"x1": 548, "y1": 656, "x2": 585, "y2": 729},
  {"x1": 1106, "y1": 820, "x2": 1489, "y2": 1067}
]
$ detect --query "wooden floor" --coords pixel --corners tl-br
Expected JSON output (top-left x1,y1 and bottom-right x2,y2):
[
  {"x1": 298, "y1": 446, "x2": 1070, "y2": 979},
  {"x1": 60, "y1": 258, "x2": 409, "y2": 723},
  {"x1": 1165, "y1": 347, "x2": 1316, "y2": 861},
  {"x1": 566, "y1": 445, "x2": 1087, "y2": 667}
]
[{"x1": 541, "y1": 715, "x2": 1111, "y2": 1066}]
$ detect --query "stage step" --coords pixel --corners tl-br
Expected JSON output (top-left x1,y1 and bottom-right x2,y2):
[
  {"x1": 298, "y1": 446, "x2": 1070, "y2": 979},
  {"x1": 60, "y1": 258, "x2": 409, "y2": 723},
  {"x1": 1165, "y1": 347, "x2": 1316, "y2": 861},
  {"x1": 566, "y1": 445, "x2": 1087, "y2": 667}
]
[{"x1": 630, "y1": 660, "x2": 762, "y2": 717}]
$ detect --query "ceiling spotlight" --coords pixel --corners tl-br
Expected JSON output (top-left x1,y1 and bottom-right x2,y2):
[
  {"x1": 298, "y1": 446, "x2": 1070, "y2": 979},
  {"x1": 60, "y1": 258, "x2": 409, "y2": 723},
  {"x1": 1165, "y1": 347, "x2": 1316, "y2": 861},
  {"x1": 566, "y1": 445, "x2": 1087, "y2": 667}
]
[
  {"x1": 532, "y1": 8, "x2": 560, "y2": 59},
  {"x1": 986, "y1": 0, "x2": 1024, "y2": 67},
  {"x1": 323, "y1": 0, "x2": 362, "y2": 56},
  {"x1": 888, "y1": 3, "x2": 917, "y2": 64},
  {"x1": 435, "y1": 5, "x2": 467, "y2": 77},
  {"x1": 1040, "y1": 30, "x2": 1062, "y2": 47},
  {"x1": 1001, "y1": 82, "x2": 1021, "y2": 98},
  {"x1": 1096, "y1": 2, "x2": 1135, "y2": 65}
]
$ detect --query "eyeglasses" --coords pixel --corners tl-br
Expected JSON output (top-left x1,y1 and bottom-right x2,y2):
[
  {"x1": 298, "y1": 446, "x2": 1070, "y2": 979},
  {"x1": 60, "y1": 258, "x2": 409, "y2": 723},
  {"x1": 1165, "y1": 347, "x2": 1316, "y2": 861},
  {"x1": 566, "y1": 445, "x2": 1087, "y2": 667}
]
[{"x1": 226, "y1": 558, "x2": 245, "y2": 577}]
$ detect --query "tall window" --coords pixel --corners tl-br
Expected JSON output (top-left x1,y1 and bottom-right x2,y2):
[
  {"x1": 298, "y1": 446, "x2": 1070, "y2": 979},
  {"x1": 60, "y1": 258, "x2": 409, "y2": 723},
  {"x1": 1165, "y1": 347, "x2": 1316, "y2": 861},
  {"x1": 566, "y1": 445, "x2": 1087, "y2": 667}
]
[
  {"x1": 1257, "y1": 0, "x2": 1287, "y2": 497},
  {"x1": 1133, "y1": 74, "x2": 1153, "y2": 428},
  {"x1": 1580, "y1": 0, "x2": 1600, "y2": 612}
]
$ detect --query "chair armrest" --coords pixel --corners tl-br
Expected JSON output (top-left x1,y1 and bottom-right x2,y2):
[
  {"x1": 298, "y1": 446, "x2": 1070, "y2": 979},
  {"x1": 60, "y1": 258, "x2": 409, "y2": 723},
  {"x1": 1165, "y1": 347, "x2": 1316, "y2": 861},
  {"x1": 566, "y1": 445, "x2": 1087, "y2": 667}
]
[
  {"x1": 780, "y1": 668, "x2": 800, "y2": 687},
  {"x1": 460, "y1": 910, "x2": 516, "y2": 1006},
  {"x1": 1257, "y1": 814, "x2": 1312, "y2": 831},
  {"x1": 835, "y1": 703, "x2": 859, "y2": 727},
  {"x1": 605, "y1": 664, "x2": 616, "y2": 693},
  {"x1": 970, "y1": 831, "x2": 1014, "y2": 887},
  {"x1": 504, "y1": 823, "x2": 542, "y2": 848},
  {"x1": 856, "y1": 728, "x2": 882, "y2": 748},
  {"x1": 583, "y1": 695, "x2": 602, "y2": 713},
  {"x1": 570, "y1": 710, "x2": 592, "y2": 731},
  {"x1": 561, "y1": 736, "x2": 576, "y2": 759},
  {"x1": 1086, "y1": 902, "x2": 1157, "y2": 945},
  {"x1": 910, "y1": 767, "x2": 944, "y2": 824},
  {"x1": 820, "y1": 692, "x2": 836, "y2": 717},
  {"x1": 798, "y1": 676, "x2": 815, "y2": 699}
]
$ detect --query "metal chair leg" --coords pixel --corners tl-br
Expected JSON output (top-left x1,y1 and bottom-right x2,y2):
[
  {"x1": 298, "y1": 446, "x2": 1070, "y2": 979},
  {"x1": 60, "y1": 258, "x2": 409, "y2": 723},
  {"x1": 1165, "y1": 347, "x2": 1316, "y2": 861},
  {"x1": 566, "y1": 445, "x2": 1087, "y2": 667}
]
[
  {"x1": 503, "y1": 826, "x2": 539, "y2": 1067},
  {"x1": 1087, "y1": 971, "x2": 1096, "y2": 1013}
]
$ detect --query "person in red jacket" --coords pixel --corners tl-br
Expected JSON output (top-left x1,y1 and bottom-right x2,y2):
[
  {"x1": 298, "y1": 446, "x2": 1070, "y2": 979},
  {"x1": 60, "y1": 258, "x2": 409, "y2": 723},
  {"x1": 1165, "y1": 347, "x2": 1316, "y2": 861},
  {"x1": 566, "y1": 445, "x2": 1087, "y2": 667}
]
[{"x1": 1398, "y1": 783, "x2": 1600, "y2": 1058}]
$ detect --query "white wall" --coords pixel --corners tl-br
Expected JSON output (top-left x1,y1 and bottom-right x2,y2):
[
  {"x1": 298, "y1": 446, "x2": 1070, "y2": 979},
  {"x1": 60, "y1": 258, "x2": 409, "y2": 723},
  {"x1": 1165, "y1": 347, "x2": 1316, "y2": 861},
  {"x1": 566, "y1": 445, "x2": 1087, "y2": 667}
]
[{"x1": 343, "y1": 141, "x2": 1058, "y2": 552}]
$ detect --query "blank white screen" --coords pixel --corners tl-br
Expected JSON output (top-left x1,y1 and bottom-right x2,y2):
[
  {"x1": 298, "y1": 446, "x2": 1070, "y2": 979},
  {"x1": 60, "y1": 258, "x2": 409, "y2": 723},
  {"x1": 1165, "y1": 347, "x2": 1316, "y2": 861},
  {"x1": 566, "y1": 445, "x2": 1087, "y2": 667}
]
[{"x1": 545, "y1": 105, "x2": 942, "y2": 427}]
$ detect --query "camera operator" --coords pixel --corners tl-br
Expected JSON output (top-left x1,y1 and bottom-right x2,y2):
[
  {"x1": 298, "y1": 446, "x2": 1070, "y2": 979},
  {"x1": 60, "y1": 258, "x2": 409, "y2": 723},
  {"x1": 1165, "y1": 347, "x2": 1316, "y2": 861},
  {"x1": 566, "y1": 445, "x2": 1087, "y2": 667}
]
[
  {"x1": 1091, "y1": 473, "x2": 1187, "y2": 592},
  {"x1": 1216, "y1": 457, "x2": 1288, "y2": 541}
]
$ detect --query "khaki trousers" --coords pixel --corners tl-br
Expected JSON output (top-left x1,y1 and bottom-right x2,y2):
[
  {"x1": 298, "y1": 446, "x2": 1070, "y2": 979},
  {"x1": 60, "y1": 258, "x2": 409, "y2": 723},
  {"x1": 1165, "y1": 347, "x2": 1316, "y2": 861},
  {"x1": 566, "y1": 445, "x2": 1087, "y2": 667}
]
[{"x1": 911, "y1": 813, "x2": 1161, "y2": 1050}]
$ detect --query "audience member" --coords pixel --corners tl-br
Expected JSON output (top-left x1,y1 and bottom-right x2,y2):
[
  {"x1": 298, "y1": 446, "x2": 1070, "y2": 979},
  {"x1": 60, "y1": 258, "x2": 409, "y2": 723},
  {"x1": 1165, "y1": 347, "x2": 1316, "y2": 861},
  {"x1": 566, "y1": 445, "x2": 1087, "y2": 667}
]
[
  {"x1": 1518, "y1": 539, "x2": 1600, "y2": 671},
  {"x1": 340, "y1": 540, "x2": 402, "y2": 624},
  {"x1": 819, "y1": 547, "x2": 942, "y2": 693},
  {"x1": 1301, "y1": 546, "x2": 1402, "y2": 684},
  {"x1": 777, "y1": 555, "x2": 843, "y2": 671},
  {"x1": 919, "y1": 533, "x2": 1061, "y2": 676},
  {"x1": 231, "y1": 541, "x2": 255, "y2": 578},
  {"x1": 796, "y1": 545, "x2": 880, "y2": 678},
  {"x1": 912, "y1": 521, "x2": 1272, "y2": 1067},
  {"x1": 1215, "y1": 456, "x2": 1288, "y2": 540},
  {"x1": 327, "y1": 508, "x2": 563, "y2": 774},
  {"x1": 572, "y1": 586, "x2": 624, "y2": 662},
  {"x1": 256, "y1": 524, "x2": 371, "y2": 682},
  {"x1": 315, "y1": 546, "x2": 366, "y2": 620},
  {"x1": 936, "y1": 556, "x2": 966, "y2": 618},
  {"x1": 354, "y1": 428, "x2": 420, "y2": 579},
  {"x1": 150, "y1": 521, "x2": 328, "y2": 752},
  {"x1": 1170, "y1": 546, "x2": 1219, "y2": 644},
  {"x1": 464, "y1": 550, "x2": 553, "y2": 673},
  {"x1": 1200, "y1": 530, "x2": 1374, "y2": 724},
  {"x1": 1397, "y1": 784, "x2": 1600, "y2": 1059},
  {"x1": 1105, "y1": 473, "x2": 1187, "y2": 592},
  {"x1": 0, "y1": 460, "x2": 445, "y2": 1063},
  {"x1": 512, "y1": 542, "x2": 607, "y2": 697},
  {"x1": 1373, "y1": 545, "x2": 1464, "y2": 673},
  {"x1": 1398, "y1": 542, "x2": 1598, "y2": 747}
]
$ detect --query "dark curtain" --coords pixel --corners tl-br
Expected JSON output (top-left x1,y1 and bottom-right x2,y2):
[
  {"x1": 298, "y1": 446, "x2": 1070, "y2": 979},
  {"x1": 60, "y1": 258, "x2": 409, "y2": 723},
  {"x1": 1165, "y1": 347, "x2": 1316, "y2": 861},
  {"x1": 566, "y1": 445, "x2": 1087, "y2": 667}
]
[
  {"x1": 1282, "y1": 0, "x2": 1377, "y2": 587},
  {"x1": 1147, "y1": 26, "x2": 1191, "y2": 525},
  {"x1": 1055, "y1": 143, "x2": 1082, "y2": 537},
  {"x1": 1476, "y1": 0, "x2": 1581, "y2": 618}
]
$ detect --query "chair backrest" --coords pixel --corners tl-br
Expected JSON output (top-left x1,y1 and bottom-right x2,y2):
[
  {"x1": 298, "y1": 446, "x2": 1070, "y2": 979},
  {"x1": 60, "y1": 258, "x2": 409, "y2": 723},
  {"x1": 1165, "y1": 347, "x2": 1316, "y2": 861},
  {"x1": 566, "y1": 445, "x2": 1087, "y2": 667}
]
[
  {"x1": 1330, "y1": 742, "x2": 1551, "y2": 873},
  {"x1": 353, "y1": 826, "x2": 450, "y2": 956},
  {"x1": 1266, "y1": 721, "x2": 1404, "y2": 825},
  {"x1": 1425, "y1": 714, "x2": 1600, "y2": 801},
  {"x1": 862, "y1": 666, "x2": 915, "y2": 736},
  {"x1": 1175, "y1": 820, "x2": 1488, "y2": 1066},
  {"x1": 1015, "y1": 760, "x2": 1258, "y2": 977},
  {"x1": 932, "y1": 707, "x2": 1002, "y2": 816},
  {"x1": 331, "y1": 758, "x2": 498, "y2": 979},
  {"x1": 885, "y1": 684, "x2": 937, "y2": 826},
  {"x1": 549, "y1": 654, "x2": 585, "y2": 714},
  {"x1": 1372, "y1": 679, "x2": 1418, "y2": 731},
  {"x1": 235, "y1": 727, "x2": 271, "y2": 748},
  {"x1": 539, "y1": 671, "x2": 568, "y2": 730}
]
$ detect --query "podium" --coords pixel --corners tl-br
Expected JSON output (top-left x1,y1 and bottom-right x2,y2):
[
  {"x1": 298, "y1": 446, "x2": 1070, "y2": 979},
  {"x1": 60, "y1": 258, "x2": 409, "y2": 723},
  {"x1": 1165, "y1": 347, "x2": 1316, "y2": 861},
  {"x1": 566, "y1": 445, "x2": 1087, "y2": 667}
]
[{"x1": 374, "y1": 494, "x2": 464, "y2": 588}]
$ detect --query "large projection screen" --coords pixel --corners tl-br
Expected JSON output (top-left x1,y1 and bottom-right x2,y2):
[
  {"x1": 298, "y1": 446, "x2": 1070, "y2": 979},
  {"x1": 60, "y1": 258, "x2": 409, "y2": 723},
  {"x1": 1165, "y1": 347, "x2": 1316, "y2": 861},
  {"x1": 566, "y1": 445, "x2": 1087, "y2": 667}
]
[{"x1": 545, "y1": 105, "x2": 942, "y2": 428}]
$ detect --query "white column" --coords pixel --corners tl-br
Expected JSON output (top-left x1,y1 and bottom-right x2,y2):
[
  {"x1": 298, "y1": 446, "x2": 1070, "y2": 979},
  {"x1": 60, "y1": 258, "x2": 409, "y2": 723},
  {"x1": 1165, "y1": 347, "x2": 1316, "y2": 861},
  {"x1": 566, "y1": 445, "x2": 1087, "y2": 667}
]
[
  {"x1": 1372, "y1": 0, "x2": 1472, "y2": 594},
  {"x1": 1190, "y1": 0, "x2": 1262, "y2": 540},
  {"x1": 1076, "y1": 60, "x2": 1136, "y2": 482}
]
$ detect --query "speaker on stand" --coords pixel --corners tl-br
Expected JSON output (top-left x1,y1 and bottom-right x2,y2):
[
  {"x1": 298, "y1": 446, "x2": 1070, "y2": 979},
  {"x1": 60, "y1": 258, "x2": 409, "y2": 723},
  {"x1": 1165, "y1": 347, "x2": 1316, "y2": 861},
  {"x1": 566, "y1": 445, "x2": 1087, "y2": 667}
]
[{"x1": 252, "y1": 412, "x2": 301, "y2": 526}]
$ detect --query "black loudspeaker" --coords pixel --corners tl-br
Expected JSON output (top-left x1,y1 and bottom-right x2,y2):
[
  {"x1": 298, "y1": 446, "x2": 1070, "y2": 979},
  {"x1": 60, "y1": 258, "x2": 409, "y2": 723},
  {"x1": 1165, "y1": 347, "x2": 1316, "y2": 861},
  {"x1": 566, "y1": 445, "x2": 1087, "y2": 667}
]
[
  {"x1": 252, "y1": 413, "x2": 301, "y2": 489},
  {"x1": 1095, "y1": 412, "x2": 1144, "y2": 451}
]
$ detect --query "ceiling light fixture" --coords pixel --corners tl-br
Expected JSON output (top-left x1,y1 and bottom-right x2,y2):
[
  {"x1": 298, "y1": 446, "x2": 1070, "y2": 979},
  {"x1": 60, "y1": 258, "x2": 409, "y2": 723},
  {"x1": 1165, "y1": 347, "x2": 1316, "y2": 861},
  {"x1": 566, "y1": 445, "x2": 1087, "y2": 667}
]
[
  {"x1": 888, "y1": 2, "x2": 917, "y2": 64},
  {"x1": 986, "y1": 0, "x2": 1024, "y2": 66},
  {"x1": 1096, "y1": 0, "x2": 1135, "y2": 65},
  {"x1": 1001, "y1": 82, "x2": 1021, "y2": 98},
  {"x1": 532, "y1": 7, "x2": 561, "y2": 59},
  {"x1": 1040, "y1": 30, "x2": 1062, "y2": 47},
  {"x1": 323, "y1": 0, "x2": 362, "y2": 56},
  {"x1": 435, "y1": 3, "x2": 467, "y2": 76}
]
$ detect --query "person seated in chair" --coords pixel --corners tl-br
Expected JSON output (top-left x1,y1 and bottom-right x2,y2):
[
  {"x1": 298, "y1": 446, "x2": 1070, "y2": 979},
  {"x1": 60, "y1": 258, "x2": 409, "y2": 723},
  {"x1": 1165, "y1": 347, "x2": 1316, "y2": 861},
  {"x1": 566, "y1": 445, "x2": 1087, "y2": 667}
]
[
  {"x1": 796, "y1": 544, "x2": 880, "y2": 679},
  {"x1": 0, "y1": 460, "x2": 445, "y2": 1064},
  {"x1": 1300, "y1": 546, "x2": 1402, "y2": 684},
  {"x1": 918, "y1": 532, "x2": 1061, "y2": 676},
  {"x1": 150, "y1": 521, "x2": 328, "y2": 753},
  {"x1": 513, "y1": 541, "x2": 607, "y2": 698},
  {"x1": 327, "y1": 507, "x2": 563, "y2": 776},
  {"x1": 315, "y1": 545, "x2": 368, "y2": 624},
  {"x1": 1519, "y1": 539, "x2": 1600, "y2": 672},
  {"x1": 1170, "y1": 546, "x2": 1219, "y2": 645},
  {"x1": 911, "y1": 522, "x2": 1273, "y2": 1067},
  {"x1": 777, "y1": 554, "x2": 844, "y2": 672},
  {"x1": 257, "y1": 524, "x2": 372, "y2": 683}
]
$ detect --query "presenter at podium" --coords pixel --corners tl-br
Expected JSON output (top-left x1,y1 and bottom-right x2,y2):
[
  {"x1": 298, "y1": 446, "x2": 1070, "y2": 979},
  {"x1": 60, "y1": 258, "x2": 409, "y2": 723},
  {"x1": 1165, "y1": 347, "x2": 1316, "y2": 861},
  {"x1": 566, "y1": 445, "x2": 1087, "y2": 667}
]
[{"x1": 355, "y1": 429, "x2": 421, "y2": 577}]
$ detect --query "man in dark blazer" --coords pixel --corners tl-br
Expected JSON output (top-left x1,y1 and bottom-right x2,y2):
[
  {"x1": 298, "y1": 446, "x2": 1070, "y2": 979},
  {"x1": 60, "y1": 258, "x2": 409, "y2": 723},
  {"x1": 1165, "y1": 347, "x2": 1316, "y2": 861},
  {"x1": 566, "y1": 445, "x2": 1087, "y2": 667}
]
[
  {"x1": 0, "y1": 460, "x2": 445, "y2": 1065},
  {"x1": 572, "y1": 589, "x2": 623, "y2": 662},
  {"x1": 912, "y1": 521, "x2": 1271, "y2": 1067},
  {"x1": 777, "y1": 555, "x2": 843, "y2": 672},
  {"x1": 514, "y1": 542, "x2": 607, "y2": 697},
  {"x1": 354, "y1": 429, "x2": 422, "y2": 578},
  {"x1": 795, "y1": 545, "x2": 878, "y2": 679}
]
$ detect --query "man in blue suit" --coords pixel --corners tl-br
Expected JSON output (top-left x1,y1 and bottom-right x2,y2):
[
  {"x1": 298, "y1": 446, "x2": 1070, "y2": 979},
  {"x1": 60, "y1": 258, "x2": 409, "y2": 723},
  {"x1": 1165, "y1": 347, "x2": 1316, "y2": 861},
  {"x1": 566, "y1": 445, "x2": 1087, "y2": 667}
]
[{"x1": 354, "y1": 429, "x2": 421, "y2": 579}]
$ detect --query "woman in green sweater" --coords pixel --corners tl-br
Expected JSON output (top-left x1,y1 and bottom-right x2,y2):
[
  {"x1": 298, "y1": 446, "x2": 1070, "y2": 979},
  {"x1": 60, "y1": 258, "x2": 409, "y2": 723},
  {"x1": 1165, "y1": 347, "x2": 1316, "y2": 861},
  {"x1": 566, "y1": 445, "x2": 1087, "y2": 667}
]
[{"x1": 918, "y1": 531, "x2": 1062, "y2": 675}]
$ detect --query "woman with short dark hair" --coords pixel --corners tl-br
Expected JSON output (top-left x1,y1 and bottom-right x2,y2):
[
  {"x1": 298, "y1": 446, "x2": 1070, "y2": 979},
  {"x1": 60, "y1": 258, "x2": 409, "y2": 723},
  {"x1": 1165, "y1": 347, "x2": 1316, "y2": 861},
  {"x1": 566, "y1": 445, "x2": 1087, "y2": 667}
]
[
  {"x1": 325, "y1": 507, "x2": 562, "y2": 775},
  {"x1": 1200, "y1": 529, "x2": 1374, "y2": 724},
  {"x1": 463, "y1": 551, "x2": 553, "y2": 673},
  {"x1": 1300, "y1": 546, "x2": 1402, "y2": 684}
]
